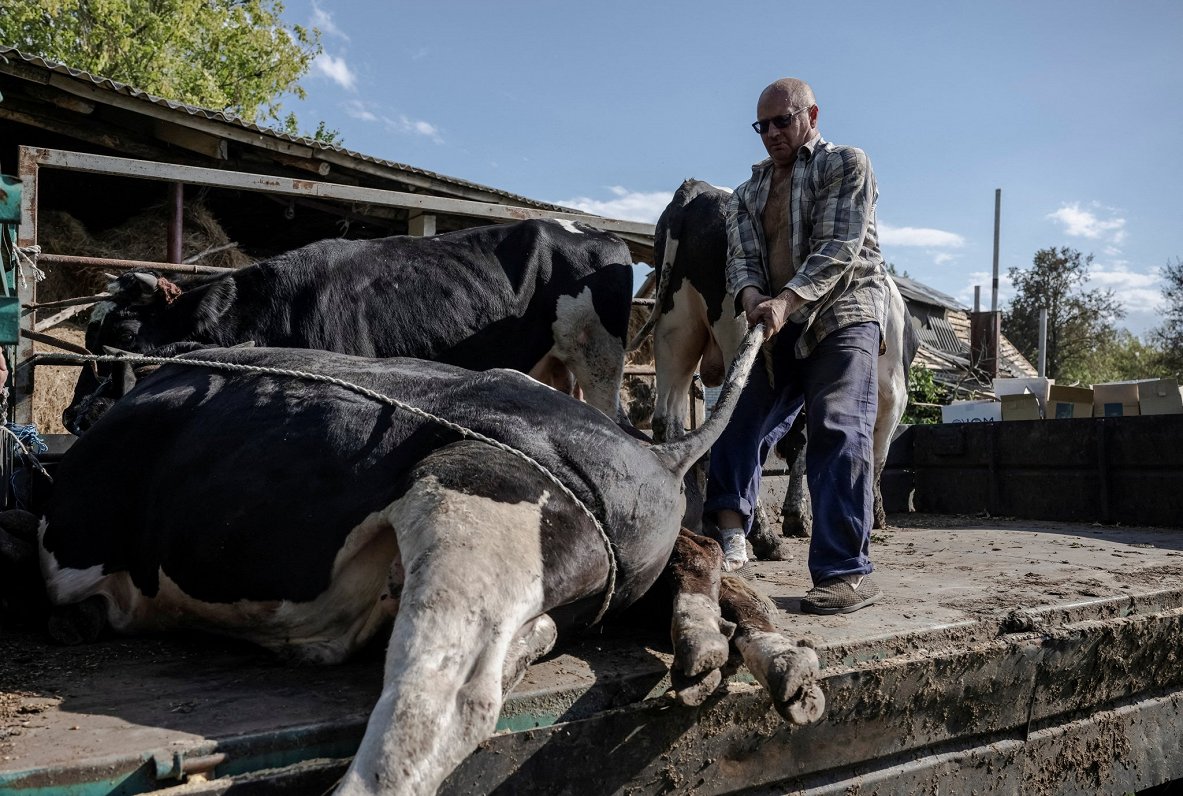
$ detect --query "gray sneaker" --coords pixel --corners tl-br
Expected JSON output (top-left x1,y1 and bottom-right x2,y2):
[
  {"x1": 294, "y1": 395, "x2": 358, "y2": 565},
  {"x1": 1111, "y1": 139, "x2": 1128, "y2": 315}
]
[{"x1": 801, "y1": 574, "x2": 881, "y2": 615}]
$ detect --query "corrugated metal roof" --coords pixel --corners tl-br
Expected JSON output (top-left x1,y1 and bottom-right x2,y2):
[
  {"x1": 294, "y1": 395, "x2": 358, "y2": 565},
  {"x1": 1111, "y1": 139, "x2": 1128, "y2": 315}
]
[
  {"x1": 892, "y1": 273, "x2": 967, "y2": 312},
  {"x1": 0, "y1": 46, "x2": 581, "y2": 214}
]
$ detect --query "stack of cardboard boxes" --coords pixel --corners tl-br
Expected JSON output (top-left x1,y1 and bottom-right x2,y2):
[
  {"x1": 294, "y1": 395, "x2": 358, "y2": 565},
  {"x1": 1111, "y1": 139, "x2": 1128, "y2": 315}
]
[{"x1": 939, "y1": 377, "x2": 1183, "y2": 424}]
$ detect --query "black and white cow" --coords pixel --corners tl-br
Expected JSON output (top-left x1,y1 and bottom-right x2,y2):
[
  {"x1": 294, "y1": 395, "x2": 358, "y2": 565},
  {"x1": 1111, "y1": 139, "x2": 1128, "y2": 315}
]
[
  {"x1": 63, "y1": 219, "x2": 633, "y2": 434},
  {"x1": 633, "y1": 179, "x2": 920, "y2": 544},
  {"x1": 30, "y1": 338, "x2": 823, "y2": 794}
]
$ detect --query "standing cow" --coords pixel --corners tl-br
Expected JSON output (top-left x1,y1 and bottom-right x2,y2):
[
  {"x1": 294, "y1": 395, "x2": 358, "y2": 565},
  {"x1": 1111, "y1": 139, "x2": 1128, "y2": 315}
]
[
  {"x1": 20, "y1": 332, "x2": 824, "y2": 795},
  {"x1": 633, "y1": 179, "x2": 919, "y2": 548},
  {"x1": 63, "y1": 219, "x2": 633, "y2": 433}
]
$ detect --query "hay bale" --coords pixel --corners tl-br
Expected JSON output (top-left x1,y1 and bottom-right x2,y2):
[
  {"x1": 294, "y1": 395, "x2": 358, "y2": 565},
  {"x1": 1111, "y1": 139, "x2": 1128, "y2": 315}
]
[
  {"x1": 35, "y1": 202, "x2": 253, "y2": 303},
  {"x1": 30, "y1": 323, "x2": 86, "y2": 435}
]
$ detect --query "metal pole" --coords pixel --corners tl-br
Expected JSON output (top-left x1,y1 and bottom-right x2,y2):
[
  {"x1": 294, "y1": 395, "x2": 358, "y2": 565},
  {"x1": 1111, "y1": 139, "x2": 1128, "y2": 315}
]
[
  {"x1": 991, "y1": 189, "x2": 1000, "y2": 313},
  {"x1": 1038, "y1": 307, "x2": 1048, "y2": 377},
  {"x1": 167, "y1": 182, "x2": 183, "y2": 263},
  {"x1": 974, "y1": 286, "x2": 981, "y2": 314}
]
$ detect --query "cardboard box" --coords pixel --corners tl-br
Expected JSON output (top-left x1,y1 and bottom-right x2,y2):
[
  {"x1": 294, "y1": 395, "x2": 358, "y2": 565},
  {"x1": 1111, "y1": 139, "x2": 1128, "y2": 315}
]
[
  {"x1": 1137, "y1": 378, "x2": 1183, "y2": 415},
  {"x1": 1047, "y1": 385, "x2": 1094, "y2": 419},
  {"x1": 1093, "y1": 382, "x2": 1140, "y2": 417},
  {"x1": 941, "y1": 400, "x2": 1001, "y2": 424},
  {"x1": 993, "y1": 377, "x2": 1053, "y2": 417},
  {"x1": 1001, "y1": 392, "x2": 1041, "y2": 421}
]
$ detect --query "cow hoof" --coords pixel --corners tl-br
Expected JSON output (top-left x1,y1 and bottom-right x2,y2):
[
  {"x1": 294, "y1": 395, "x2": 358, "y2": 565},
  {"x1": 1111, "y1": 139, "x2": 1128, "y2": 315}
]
[
  {"x1": 738, "y1": 631, "x2": 825, "y2": 725},
  {"x1": 783, "y1": 682, "x2": 826, "y2": 725},
  {"x1": 48, "y1": 596, "x2": 108, "y2": 646},
  {"x1": 670, "y1": 666, "x2": 723, "y2": 707},
  {"x1": 780, "y1": 511, "x2": 812, "y2": 539}
]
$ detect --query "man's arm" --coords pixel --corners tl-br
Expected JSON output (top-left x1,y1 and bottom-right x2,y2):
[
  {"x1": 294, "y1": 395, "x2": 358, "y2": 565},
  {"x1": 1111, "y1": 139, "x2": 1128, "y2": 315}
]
[
  {"x1": 781, "y1": 147, "x2": 878, "y2": 304},
  {"x1": 724, "y1": 189, "x2": 767, "y2": 300}
]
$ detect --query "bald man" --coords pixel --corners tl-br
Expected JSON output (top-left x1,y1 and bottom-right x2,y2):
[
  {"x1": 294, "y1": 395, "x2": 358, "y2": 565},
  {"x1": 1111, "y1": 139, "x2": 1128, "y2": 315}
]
[{"x1": 706, "y1": 77, "x2": 890, "y2": 615}]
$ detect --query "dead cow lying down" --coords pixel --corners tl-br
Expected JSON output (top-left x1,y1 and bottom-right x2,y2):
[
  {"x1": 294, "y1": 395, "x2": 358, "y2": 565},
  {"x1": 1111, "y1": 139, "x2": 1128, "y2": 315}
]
[{"x1": 31, "y1": 341, "x2": 823, "y2": 794}]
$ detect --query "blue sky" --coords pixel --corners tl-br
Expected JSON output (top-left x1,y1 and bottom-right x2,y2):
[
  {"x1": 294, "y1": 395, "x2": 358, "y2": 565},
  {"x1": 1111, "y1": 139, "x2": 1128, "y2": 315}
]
[{"x1": 279, "y1": 0, "x2": 1182, "y2": 336}]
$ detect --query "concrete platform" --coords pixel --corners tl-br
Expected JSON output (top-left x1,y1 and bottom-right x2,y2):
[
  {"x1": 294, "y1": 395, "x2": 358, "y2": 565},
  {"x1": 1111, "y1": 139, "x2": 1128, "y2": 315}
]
[{"x1": 3, "y1": 514, "x2": 1183, "y2": 794}]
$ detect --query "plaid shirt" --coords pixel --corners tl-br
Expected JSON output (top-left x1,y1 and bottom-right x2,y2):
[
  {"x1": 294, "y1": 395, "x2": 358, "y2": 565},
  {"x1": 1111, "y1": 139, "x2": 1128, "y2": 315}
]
[{"x1": 725, "y1": 135, "x2": 889, "y2": 358}]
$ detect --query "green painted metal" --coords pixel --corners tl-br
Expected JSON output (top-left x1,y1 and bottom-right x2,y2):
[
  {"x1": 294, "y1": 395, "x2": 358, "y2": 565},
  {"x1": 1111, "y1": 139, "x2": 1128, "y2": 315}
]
[
  {"x1": 0, "y1": 294, "x2": 19, "y2": 344},
  {"x1": 0, "y1": 175, "x2": 20, "y2": 224}
]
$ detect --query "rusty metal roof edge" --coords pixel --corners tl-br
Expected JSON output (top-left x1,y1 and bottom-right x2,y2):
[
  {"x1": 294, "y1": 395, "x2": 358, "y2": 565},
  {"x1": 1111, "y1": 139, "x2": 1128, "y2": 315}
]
[{"x1": 0, "y1": 46, "x2": 589, "y2": 216}]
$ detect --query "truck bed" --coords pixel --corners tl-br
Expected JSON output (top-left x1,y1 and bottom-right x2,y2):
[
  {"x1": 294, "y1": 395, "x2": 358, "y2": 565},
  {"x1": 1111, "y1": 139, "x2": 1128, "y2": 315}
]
[{"x1": 4, "y1": 513, "x2": 1183, "y2": 794}]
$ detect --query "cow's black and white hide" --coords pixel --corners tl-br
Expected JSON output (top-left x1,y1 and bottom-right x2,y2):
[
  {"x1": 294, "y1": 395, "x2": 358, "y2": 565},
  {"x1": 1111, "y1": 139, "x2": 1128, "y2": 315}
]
[
  {"x1": 63, "y1": 218, "x2": 634, "y2": 434},
  {"x1": 633, "y1": 179, "x2": 920, "y2": 553},
  {"x1": 30, "y1": 341, "x2": 823, "y2": 795}
]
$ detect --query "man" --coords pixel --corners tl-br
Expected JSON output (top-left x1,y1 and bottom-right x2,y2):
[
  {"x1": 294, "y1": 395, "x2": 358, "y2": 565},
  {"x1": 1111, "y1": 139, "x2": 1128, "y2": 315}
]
[{"x1": 706, "y1": 77, "x2": 889, "y2": 615}]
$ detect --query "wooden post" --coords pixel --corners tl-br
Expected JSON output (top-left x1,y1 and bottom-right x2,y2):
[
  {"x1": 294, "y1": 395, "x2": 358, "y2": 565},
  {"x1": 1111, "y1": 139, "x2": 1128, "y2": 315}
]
[{"x1": 408, "y1": 212, "x2": 436, "y2": 237}]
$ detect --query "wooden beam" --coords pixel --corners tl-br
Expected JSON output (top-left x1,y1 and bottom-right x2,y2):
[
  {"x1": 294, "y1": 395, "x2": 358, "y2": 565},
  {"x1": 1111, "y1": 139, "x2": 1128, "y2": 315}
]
[
  {"x1": 270, "y1": 151, "x2": 331, "y2": 177},
  {"x1": 153, "y1": 119, "x2": 229, "y2": 160},
  {"x1": 23, "y1": 84, "x2": 95, "y2": 114},
  {"x1": 23, "y1": 147, "x2": 657, "y2": 238}
]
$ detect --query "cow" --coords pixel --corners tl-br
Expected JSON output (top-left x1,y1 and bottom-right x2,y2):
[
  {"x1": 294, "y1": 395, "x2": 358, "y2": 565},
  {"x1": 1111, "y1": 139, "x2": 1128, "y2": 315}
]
[
  {"x1": 632, "y1": 179, "x2": 920, "y2": 551},
  {"x1": 62, "y1": 218, "x2": 634, "y2": 434},
  {"x1": 19, "y1": 334, "x2": 824, "y2": 795}
]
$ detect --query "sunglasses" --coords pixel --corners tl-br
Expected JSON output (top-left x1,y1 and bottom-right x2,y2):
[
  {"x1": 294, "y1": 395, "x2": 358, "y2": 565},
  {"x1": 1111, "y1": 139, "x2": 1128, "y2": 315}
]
[{"x1": 751, "y1": 106, "x2": 811, "y2": 134}]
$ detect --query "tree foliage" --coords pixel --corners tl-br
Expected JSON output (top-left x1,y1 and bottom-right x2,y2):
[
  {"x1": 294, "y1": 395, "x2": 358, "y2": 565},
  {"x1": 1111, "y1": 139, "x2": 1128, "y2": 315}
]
[
  {"x1": 0, "y1": 0, "x2": 321, "y2": 129},
  {"x1": 1150, "y1": 257, "x2": 1183, "y2": 380},
  {"x1": 1002, "y1": 247, "x2": 1125, "y2": 382},
  {"x1": 902, "y1": 364, "x2": 947, "y2": 425}
]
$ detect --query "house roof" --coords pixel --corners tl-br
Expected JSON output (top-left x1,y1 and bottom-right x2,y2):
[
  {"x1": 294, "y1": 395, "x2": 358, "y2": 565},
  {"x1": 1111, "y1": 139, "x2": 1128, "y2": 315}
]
[
  {"x1": 892, "y1": 273, "x2": 967, "y2": 312},
  {"x1": 0, "y1": 46, "x2": 655, "y2": 260}
]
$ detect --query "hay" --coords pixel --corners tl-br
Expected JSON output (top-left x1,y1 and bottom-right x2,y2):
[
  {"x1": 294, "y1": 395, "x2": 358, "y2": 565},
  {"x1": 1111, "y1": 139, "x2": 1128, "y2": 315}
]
[
  {"x1": 27, "y1": 203, "x2": 253, "y2": 435},
  {"x1": 35, "y1": 201, "x2": 253, "y2": 303},
  {"x1": 29, "y1": 323, "x2": 86, "y2": 435}
]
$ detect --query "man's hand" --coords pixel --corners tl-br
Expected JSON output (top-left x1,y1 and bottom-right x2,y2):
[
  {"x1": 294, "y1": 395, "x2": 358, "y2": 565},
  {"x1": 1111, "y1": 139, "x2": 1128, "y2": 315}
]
[{"x1": 739, "y1": 287, "x2": 803, "y2": 339}]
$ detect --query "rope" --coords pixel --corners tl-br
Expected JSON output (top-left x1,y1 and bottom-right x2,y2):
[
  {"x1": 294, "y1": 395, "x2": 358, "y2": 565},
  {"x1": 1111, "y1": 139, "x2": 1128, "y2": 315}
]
[
  {"x1": 1, "y1": 422, "x2": 53, "y2": 484},
  {"x1": 11, "y1": 243, "x2": 46, "y2": 288},
  {"x1": 52, "y1": 353, "x2": 621, "y2": 626}
]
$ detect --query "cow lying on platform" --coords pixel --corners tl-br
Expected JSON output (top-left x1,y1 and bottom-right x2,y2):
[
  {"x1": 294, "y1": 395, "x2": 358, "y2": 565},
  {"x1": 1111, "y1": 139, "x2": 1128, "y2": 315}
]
[
  {"x1": 632, "y1": 179, "x2": 919, "y2": 548},
  {"x1": 22, "y1": 338, "x2": 823, "y2": 795},
  {"x1": 64, "y1": 218, "x2": 633, "y2": 434}
]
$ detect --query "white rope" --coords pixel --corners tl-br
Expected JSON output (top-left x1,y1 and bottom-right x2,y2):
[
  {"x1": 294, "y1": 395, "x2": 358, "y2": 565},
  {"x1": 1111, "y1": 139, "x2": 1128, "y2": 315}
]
[
  {"x1": 10, "y1": 242, "x2": 46, "y2": 288},
  {"x1": 63, "y1": 353, "x2": 621, "y2": 626}
]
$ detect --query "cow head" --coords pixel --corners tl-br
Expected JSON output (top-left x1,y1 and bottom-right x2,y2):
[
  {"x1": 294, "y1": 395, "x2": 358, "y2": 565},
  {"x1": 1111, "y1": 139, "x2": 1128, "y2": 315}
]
[{"x1": 62, "y1": 271, "x2": 191, "y2": 435}]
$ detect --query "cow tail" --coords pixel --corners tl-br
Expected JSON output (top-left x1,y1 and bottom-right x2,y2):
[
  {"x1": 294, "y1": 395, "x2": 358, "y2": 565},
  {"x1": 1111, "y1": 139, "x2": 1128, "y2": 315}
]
[{"x1": 649, "y1": 322, "x2": 764, "y2": 478}]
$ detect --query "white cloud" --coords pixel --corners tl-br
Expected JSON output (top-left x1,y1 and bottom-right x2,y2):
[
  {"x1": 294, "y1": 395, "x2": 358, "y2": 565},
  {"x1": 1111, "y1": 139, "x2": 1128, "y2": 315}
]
[
  {"x1": 311, "y1": 1, "x2": 349, "y2": 40},
  {"x1": 382, "y1": 114, "x2": 443, "y2": 144},
  {"x1": 878, "y1": 223, "x2": 965, "y2": 249},
  {"x1": 933, "y1": 252, "x2": 955, "y2": 266},
  {"x1": 343, "y1": 100, "x2": 377, "y2": 122},
  {"x1": 1046, "y1": 202, "x2": 1126, "y2": 244},
  {"x1": 958, "y1": 270, "x2": 1014, "y2": 310},
  {"x1": 551, "y1": 186, "x2": 673, "y2": 224},
  {"x1": 1087, "y1": 263, "x2": 1160, "y2": 314},
  {"x1": 312, "y1": 52, "x2": 356, "y2": 91}
]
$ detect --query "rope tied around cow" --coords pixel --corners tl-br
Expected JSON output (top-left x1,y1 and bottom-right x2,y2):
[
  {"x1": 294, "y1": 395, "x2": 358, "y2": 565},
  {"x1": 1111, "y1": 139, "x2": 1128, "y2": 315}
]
[{"x1": 33, "y1": 352, "x2": 622, "y2": 627}]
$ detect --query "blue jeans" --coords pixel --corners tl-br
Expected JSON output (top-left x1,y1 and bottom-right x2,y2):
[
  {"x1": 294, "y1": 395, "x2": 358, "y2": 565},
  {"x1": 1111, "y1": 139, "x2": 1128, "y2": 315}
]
[{"x1": 704, "y1": 321, "x2": 879, "y2": 584}]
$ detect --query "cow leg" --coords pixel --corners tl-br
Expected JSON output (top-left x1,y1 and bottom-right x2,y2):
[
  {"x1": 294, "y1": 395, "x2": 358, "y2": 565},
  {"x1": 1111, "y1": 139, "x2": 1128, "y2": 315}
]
[
  {"x1": 652, "y1": 292, "x2": 710, "y2": 443},
  {"x1": 337, "y1": 449, "x2": 579, "y2": 796},
  {"x1": 872, "y1": 361, "x2": 908, "y2": 530},
  {"x1": 719, "y1": 575, "x2": 825, "y2": 725},
  {"x1": 501, "y1": 613, "x2": 559, "y2": 695},
  {"x1": 667, "y1": 529, "x2": 736, "y2": 706},
  {"x1": 551, "y1": 287, "x2": 625, "y2": 418},
  {"x1": 774, "y1": 411, "x2": 812, "y2": 539}
]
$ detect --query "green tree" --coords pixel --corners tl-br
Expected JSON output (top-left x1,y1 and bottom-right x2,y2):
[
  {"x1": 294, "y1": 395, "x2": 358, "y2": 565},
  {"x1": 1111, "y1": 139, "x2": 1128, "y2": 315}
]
[
  {"x1": 0, "y1": 0, "x2": 323, "y2": 130},
  {"x1": 1151, "y1": 257, "x2": 1183, "y2": 380},
  {"x1": 1002, "y1": 247, "x2": 1125, "y2": 381},
  {"x1": 902, "y1": 364, "x2": 946, "y2": 425},
  {"x1": 1063, "y1": 328, "x2": 1163, "y2": 384}
]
